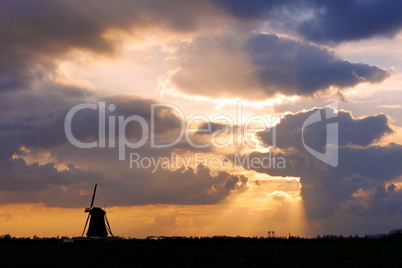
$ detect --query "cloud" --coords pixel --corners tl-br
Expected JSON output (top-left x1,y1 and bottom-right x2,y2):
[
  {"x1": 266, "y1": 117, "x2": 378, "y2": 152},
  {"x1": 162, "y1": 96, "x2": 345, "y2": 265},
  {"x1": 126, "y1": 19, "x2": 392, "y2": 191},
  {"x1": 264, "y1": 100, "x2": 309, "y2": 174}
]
[
  {"x1": 216, "y1": 0, "x2": 402, "y2": 44},
  {"x1": 257, "y1": 108, "x2": 393, "y2": 152},
  {"x1": 0, "y1": 0, "x2": 221, "y2": 92},
  {"x1": 0, "y1": 84, "x2": 91, "y2": 160},
  {"x1": 254, "y1": 178, "x2": 300, "y2": 192},
  {"x1": 246, "y1": 34, "x2": 389, "y2": 96},
  {"x1": 170, "y1": 33, "x2": 389, "y2": 99},
  {"x1": 0, "y1": 159, "x2": 100, "y2": 192},
  {"x1": 236, "y1": 107, "x2": 402, "y2": 221},
  {"x1": 0, "y1": 83, "x2": 252, "y2": 207},
  {"x1": 0, "y1": 0, "x2": 399, "y2": 94},
  {"x1": 297, "y1": 0, "x2": 402, "y2": 44},
  {"x1": 0, "y1": 160, "x2": 249, "y2": 207},
  {"x1": 0, "y1": 159, "x2": 102, "y2": 207},
  {"x1": 0, "y1": 83, "x2": 187, "y2": 161},
  {"x1": 267, "y1": 190, "x2": 294, "y2": 202},
  {"x1": 214, "y1": 0, "x2": 306, "y2": 20},
  {"x1": 108, "y1": 164, "x2": 249, "y2": 206},
  {"x1": 169, "y1": 33, "x2": 264, "y2": 99}
]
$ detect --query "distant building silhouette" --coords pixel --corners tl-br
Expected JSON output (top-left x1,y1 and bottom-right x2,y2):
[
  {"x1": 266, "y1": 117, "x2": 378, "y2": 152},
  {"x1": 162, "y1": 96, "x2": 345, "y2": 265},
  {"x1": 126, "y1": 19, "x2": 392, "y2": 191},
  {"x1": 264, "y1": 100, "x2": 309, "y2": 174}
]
[{"x1": 82, "y1": 184, "x2": 113, "y2": 237}]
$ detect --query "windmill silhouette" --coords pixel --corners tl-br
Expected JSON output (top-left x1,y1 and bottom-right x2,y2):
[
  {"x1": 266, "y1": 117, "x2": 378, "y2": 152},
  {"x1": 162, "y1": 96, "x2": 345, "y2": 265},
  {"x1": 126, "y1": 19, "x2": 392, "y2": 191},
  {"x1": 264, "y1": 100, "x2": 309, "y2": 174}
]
[{"x1": 82, "y1": 184, "x2": 113, "y2": 237}]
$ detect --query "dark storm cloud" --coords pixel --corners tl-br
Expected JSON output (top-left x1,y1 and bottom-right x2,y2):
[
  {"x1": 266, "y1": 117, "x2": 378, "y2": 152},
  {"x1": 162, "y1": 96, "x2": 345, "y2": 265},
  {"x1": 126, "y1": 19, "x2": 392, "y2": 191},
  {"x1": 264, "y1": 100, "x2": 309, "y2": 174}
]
[
  {"x1": 0, "y1": 162, "x2": 249, "y2": 207},
  {"x1": 237, "y1": 107, "x2": 402, "y2": 219},
  {"x1": 297, "y1": 0, "x2": 402, "y2": 44},
  {"x1": 0, "y1": 158, "x2": 101, "y2": 193},
  {"x1": 105, "y1": 165, "x2": 249, "y2": 206},
  {"x1": 257, "y1": 108, "x2": 393, "y2": 151},
  {"x1": 0, "y1": 84, "x2": 184, "y2": 161},
  {"x1": 0, "y1": 80, "x2": 228, "y2": 170},
  {"x1": 277, "y1": 143, "x2": 402, "y2": 218},
  {"x1": 0, "y1": 84, "x2": 91, "y2": 160},
  {"x1": 0, "y1": 83, "x2": 251, "y2": 207},
  {"x1": 246, "y1": 34, "x2": 389, "y2": 96},
  {"x1": 1, "y1": 0, "x2": 393, "y2": 97},
  {"x1": 214, "y1": 0, "x2": 302, "y2": 19},
  {"x1": 215, "y1": 0, "x2": 402, "y2": 44},
  {"x1": 0, "y1": 0, "x2": 220, "y2": 92},
  {"x1": 171, "y1": 33, "x2": 389, "y2": 98}
]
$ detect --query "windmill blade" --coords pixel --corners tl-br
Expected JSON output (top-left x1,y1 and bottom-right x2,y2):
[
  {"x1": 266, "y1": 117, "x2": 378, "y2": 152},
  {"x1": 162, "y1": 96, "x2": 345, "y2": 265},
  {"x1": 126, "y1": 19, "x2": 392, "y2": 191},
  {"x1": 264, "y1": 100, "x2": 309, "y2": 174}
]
[
  {"x1": 90, "y1": 183, "x2": 97, "y2": 208},
  {"x1": 105, "y1": 215, "x2": 113, "y2": 237},
  {"x1": 82, "y1": 214, "x2": 90, "y2": 237}
]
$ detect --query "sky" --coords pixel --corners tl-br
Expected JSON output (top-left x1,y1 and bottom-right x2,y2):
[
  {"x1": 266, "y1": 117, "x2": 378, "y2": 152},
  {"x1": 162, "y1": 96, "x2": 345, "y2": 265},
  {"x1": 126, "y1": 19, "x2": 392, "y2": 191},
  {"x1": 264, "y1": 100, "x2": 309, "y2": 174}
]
[{"x1": 1, "y1": 0, "x2": 402, "y2": 238}]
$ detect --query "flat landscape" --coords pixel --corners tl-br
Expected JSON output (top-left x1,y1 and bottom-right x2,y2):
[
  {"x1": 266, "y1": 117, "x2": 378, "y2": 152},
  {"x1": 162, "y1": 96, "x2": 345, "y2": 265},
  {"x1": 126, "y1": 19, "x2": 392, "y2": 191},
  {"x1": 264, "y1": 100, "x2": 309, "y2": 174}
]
[{"x1": 1, "y1": 238, "x2": 402, "y2": 267}]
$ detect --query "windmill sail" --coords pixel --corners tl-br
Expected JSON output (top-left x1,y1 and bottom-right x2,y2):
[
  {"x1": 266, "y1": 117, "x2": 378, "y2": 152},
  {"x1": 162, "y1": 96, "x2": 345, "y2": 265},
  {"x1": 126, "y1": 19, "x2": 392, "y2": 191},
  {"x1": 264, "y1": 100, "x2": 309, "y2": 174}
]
[{"x1": 82, "y1": 184, "x2": 113, "y2": 237}]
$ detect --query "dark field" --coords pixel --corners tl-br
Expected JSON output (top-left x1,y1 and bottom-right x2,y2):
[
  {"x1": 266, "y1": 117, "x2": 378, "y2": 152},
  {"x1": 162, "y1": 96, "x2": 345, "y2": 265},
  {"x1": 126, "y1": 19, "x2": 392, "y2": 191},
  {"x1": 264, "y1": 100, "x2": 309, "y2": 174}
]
[{"x1": 1, "y1": 238, "x2": 402, "y2": 267}]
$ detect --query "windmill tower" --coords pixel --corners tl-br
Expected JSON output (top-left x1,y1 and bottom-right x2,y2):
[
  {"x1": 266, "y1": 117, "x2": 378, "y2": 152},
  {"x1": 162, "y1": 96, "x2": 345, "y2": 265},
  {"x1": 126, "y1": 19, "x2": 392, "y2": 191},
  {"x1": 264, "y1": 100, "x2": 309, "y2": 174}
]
[{"x1": 82, "y1": 184, "x2": 113, "y2": 237}]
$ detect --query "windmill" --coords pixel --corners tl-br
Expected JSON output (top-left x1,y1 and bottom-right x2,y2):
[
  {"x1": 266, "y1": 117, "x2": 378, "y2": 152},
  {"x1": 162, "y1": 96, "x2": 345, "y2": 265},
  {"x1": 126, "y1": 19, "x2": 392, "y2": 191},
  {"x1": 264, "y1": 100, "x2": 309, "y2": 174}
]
[{"x1": 82, "y1": 184, "x2": 113, "y2": 237}]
